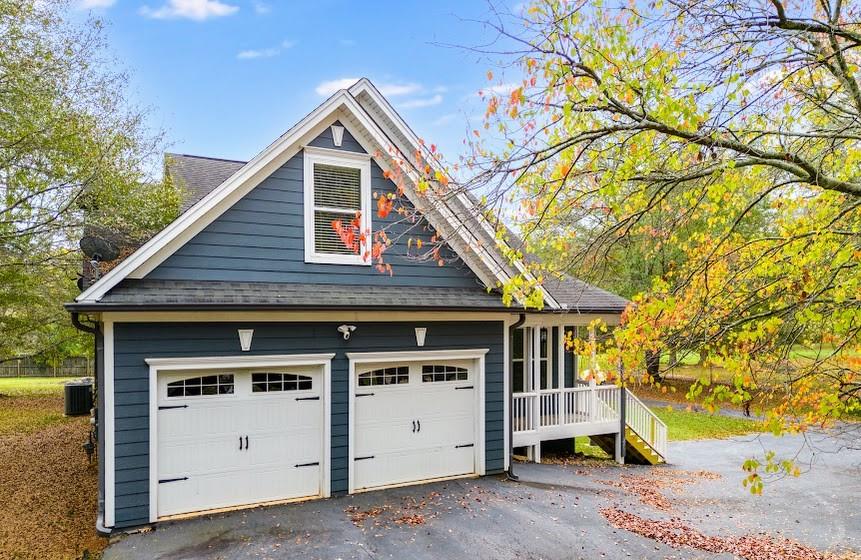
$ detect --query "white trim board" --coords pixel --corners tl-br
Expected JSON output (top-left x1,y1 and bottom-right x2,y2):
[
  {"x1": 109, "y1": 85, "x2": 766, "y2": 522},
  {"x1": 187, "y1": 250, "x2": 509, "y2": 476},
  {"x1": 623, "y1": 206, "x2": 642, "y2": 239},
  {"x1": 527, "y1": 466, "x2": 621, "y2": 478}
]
[
  {"x1": 101, "y1": 311, "x2": 516, "y2": 323},
  {"x1": 146, "y1": 352, "x2": 334, "y2": 523},
  {"x1": 103, "y1": 320, "x2": 115, "y2": 528},
  {"x1": 346, "y1": 348, "x2": 488, "y2": 494}
]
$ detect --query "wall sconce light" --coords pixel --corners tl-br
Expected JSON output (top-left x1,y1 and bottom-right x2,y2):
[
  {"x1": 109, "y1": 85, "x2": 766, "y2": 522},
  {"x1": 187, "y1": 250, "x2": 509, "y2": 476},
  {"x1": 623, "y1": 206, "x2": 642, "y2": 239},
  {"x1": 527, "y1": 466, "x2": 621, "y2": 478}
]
[
  {"x1": 338, "y1": 324, "x2": 357, "y2": 340},
  {"x1": 415, "y1": 327, "x2": 427, "y2": 347},
  {"x1": 238, "y1": 329, "x2": 254, "y2": 352}
]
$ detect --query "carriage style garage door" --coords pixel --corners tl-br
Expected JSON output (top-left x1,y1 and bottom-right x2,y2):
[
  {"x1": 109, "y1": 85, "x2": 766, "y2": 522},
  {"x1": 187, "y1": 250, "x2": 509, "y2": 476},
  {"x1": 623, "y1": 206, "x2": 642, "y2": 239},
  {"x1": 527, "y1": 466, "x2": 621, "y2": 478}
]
[
  {"x1": 156, "y1": 366, "x2": 324, "y2": 518},
  {"x1": 352, "y1": 358, "x2": 479, "y2": 491}
]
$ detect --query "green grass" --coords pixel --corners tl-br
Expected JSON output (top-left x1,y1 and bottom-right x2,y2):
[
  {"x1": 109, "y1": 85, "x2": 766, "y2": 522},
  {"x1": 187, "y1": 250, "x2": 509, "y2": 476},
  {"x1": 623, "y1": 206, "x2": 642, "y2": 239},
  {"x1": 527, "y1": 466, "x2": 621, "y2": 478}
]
[
  {"x1": 654, "y1": 407, "x2": 763, "y2": 441},
  {"x1": 0, "y1": 377, "x2": 76, "y2": 397},
  {"x1": 0, "y1": 377, "x2": 76, "y2": 436}
]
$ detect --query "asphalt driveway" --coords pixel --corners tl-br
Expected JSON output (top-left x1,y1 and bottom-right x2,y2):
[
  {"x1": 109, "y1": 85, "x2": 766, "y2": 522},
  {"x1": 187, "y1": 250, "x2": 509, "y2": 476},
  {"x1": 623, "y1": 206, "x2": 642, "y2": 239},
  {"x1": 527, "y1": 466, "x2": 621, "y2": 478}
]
[{"x1": 104, "y1": 433, "x2": 860, "y2": 560}]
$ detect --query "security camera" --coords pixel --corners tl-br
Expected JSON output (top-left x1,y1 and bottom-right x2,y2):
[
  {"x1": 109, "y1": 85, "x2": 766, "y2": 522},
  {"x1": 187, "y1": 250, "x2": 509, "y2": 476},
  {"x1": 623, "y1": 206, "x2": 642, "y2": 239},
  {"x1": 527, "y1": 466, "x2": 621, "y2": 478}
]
[{"x1": 338, "y1": 324, "x2": 357, "y2": 340}]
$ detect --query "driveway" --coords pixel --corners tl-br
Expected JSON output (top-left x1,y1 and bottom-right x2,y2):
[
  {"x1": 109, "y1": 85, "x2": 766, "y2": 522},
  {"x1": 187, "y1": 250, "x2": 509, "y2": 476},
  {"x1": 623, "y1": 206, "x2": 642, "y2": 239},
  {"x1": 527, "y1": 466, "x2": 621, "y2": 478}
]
[{"x1": 104, "y1": 433, "x2": 860, "y2": 560}]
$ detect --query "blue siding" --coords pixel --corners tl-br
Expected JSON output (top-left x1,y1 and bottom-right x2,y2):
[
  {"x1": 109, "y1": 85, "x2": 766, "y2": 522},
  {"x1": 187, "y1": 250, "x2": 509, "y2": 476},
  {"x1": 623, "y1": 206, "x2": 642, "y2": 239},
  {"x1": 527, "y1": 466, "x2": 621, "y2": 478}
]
[
  {"x1": 146, "y1": 124, "x2": 483, "y2": 288},
  {"x1": 111, "y1": 320, "x2": 505, "y2": 528}
]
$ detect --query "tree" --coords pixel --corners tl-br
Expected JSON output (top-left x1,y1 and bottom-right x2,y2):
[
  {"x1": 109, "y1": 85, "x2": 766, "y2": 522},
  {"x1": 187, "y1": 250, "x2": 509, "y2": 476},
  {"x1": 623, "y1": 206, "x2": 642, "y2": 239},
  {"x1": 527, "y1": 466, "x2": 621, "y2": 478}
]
[
  {"x1": 457, "y1": 0, "x2": 861, "y2": 482},
  {"x1": 0, "y1": 0, "x2": 181, "y2": 361}
]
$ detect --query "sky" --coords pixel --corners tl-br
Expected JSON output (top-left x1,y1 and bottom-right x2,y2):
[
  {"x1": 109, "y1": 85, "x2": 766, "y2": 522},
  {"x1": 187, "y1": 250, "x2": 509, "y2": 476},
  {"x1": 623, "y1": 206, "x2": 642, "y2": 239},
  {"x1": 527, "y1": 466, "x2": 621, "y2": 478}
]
[{"x1": 74, "y1": 0, "x2": 522, "y2": 168}]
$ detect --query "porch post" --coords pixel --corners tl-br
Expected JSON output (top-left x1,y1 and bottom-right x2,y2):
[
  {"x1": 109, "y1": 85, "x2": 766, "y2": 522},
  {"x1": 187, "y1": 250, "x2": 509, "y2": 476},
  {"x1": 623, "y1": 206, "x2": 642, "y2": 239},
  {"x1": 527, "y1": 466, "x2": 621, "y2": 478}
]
[
  {"x1": 616, "y1": 382, "x2": 627, "y2": 465},
  {"x1": 531, "y1": 326, "x2": 541, "y2": 462}
]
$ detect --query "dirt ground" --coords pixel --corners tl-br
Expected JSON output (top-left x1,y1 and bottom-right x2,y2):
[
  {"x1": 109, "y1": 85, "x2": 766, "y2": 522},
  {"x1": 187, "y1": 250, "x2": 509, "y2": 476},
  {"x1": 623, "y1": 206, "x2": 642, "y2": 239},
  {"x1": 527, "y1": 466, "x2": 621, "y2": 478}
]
[{"x1": 0, "y1": 395, "x2": 107, "y2": 560}]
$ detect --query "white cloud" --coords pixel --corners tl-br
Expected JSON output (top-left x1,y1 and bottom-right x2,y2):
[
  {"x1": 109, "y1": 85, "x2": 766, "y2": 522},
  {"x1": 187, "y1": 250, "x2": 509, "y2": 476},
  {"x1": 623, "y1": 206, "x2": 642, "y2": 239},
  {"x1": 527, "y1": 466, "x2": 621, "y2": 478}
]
[
  {"x1": 315, "y1": 78, "x2": 361, "y2": 96},
  {"x1": 252, "y1": 1, "x2": 270, "y2": 14},
  {"x1": 140, "y1": 0, "x2": 239, "y2": 20},
  {"x1": 377, "y1": 82, "x2": 422, "y2": 96},
  {"x1": 432, "y1": 113, "x2": 457, "y2": 126},
  {"x1": 398, "y1": 94, "x2": 444, "y2": 109},
  {"x1": 314, "y1": 78, "x2": 424, "y2": 97},
  {"x1": 237, "y1": 48, "x2": 279, "y2": 59},
  {"x1": 78, "y1": 0, "x2": 115, "y2": 8},
  {"x1": 485, "y1": 83, "x2": 518, "y2": 95},
  {"x1": 236, "y1": 39, "x2": 295, "y2": 60}
]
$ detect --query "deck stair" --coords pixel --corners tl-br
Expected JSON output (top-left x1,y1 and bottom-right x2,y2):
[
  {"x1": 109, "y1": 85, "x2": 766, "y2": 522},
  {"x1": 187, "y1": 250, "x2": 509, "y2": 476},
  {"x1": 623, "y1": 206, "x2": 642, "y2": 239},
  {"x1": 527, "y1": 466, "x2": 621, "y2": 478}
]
[{"x1": 589, "y1": 390, "x2": 668, "y2": 465}]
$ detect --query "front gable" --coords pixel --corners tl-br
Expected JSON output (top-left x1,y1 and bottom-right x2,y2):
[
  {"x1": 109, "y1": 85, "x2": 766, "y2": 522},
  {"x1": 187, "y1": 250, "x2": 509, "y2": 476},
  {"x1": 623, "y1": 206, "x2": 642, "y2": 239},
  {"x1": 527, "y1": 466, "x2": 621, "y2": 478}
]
[{"x1": 146, "y1": 124, "x2": 483, "y2": 288}]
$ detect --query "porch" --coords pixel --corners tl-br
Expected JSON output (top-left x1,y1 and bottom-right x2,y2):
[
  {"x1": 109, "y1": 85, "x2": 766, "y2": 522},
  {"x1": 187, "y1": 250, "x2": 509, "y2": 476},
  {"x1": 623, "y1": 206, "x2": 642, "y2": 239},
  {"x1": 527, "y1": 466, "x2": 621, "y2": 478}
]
[{"x1": 510, "y1": 319, "x2": 668, "y2": 464}]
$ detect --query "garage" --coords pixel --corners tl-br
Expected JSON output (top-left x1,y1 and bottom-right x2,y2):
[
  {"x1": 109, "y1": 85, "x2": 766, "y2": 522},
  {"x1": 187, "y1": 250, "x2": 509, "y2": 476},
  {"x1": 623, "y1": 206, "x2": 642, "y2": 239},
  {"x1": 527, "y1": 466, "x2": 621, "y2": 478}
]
[
  {"x1": 154, "y1": 364, "x2": 326, "y2": 518},
  {"x1": 349, "y1": 350, "x2": 486, "y2": 492}
]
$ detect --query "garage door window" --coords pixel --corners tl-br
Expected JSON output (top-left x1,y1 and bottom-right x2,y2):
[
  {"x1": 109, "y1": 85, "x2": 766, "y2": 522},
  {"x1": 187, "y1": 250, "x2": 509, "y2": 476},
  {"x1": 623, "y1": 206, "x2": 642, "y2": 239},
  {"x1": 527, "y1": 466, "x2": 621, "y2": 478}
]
[
  {"x1": 252, "y1": 372, "x2": 313, "y2": 393},
  {"x1": 358, "y1": 366, "x2": 409, "y2": 386},
  {"x1": 421, "y1": 365, "x2": 468, "y2": 383},
  {"x1": 167, "y1": 374, "x2": 235, "y2": 398}
]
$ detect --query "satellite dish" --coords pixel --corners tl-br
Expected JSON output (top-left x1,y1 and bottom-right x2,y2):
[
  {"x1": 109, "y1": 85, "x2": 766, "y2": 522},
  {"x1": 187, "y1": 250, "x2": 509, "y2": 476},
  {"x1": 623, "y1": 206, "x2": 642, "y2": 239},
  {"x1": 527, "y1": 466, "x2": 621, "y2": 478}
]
[{"x1": 79, "y1": 235, "x2": 120, "y2": 262}]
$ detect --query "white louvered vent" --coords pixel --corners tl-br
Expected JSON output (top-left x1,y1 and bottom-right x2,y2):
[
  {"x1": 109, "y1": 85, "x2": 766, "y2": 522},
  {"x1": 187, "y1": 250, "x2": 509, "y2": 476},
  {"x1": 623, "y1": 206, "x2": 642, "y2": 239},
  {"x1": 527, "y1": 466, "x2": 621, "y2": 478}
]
[{"x1": 313, "y1": 163, "x2": 361, "y2": 255}]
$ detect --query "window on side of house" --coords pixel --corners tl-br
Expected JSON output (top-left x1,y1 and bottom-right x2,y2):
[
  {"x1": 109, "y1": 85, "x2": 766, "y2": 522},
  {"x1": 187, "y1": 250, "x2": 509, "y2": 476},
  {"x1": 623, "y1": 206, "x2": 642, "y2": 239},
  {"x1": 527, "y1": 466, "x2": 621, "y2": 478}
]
[{"x1": 303, "y1": 147, "x2": 371, "y2": 265}]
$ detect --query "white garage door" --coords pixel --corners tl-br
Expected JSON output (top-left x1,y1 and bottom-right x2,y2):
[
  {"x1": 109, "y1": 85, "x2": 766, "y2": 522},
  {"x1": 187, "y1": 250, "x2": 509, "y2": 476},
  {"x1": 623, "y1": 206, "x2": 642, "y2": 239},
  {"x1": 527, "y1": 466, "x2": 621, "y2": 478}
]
[
  {"x1": 156, "y1": 367, "x2": 323, "y2": 518},
  {"x1": 353, "y1": 359, "x2": 477, "y2": 491}
]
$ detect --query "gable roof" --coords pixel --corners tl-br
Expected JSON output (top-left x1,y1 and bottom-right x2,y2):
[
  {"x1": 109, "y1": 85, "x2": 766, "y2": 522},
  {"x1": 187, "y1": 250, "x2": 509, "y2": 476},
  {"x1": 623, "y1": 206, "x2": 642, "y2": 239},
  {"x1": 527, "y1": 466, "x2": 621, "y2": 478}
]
[{"x1": 72, "y1": 79, "x2": 628, "y2": 314}]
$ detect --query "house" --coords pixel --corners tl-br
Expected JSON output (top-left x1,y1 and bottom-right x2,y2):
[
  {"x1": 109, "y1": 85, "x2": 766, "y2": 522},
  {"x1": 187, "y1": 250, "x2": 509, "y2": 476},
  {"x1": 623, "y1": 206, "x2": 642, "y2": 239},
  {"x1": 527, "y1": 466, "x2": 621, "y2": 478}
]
[{"x1": 66, "y1": 79, "x2": 666, "y2": 534}]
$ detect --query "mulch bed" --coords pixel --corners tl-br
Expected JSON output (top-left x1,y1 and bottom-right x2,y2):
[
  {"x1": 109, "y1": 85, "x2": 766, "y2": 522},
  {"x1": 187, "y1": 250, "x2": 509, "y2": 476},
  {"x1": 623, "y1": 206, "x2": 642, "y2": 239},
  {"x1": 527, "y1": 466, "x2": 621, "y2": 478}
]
[{"x1": 0, "y1": 397, "x2": 106, "y2": 559}]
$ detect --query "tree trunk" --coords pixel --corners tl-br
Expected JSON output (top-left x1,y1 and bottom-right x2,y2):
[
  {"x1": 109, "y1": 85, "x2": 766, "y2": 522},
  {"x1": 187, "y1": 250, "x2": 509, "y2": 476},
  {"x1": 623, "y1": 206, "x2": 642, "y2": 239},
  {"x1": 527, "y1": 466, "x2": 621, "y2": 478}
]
[{"x1": 645, "y1": 350, "x2": 662, "y2": 382}]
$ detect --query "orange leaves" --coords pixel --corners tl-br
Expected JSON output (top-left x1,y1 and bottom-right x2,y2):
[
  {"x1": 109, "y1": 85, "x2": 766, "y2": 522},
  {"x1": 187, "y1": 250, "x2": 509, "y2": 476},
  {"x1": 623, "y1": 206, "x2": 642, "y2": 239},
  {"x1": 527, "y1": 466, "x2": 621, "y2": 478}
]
[
  {"x1": 486, "y1": 70, "x2": 494, "y2": 81},
  {"x1": 377, "y1": 195, "x2": 393, "y2": 219}
]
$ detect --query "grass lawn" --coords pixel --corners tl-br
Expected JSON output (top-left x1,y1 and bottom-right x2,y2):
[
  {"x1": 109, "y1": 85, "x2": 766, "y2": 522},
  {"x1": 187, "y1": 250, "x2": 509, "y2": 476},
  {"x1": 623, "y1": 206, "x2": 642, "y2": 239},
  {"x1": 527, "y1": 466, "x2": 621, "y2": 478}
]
[
  {"x1": 0, "y1": 376, "x2": 77, "y2": 396},
  {"x1": 653, "y1": 407, "x2": 763, "y2": 441}
]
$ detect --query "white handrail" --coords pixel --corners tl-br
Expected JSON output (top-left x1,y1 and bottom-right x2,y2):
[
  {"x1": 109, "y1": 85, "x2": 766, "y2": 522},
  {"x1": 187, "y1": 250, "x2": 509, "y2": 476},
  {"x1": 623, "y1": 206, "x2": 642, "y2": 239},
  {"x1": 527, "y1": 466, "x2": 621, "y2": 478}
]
[{"x1": 625, "y1": 390, "x2": 668, "y2": 458}]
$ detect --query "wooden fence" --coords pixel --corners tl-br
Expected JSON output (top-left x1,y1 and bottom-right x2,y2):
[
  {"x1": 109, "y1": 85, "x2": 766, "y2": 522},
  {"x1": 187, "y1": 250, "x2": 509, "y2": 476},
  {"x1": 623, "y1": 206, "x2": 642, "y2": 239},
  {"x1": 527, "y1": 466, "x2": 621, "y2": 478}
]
[{"x1": 0, "y1": 357, "x2": 93, "y2": 378}]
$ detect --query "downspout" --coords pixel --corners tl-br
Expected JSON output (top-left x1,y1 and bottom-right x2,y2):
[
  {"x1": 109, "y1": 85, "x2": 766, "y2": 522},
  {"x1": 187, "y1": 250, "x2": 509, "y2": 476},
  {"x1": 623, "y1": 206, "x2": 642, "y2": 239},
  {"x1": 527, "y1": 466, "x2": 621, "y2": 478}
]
[
  {"x1": 507, "y1": 312, "x2": 526, "y2": 481},
  {"x1": 71, "y1": 312, "x2": 98, "y2": 335}
]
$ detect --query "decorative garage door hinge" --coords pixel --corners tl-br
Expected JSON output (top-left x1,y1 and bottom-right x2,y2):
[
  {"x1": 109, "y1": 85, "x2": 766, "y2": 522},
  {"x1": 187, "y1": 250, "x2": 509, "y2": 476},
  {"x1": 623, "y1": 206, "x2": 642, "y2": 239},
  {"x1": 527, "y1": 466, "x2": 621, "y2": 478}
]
[
  {"x1": 455, "y1": 444, "x2": 474, "y2": 449},
  {"x1": 454, "y1": 386, "x2": 474, "y2": 390},
  {"x1": 295, "y1": 396, "x2": 320, "y2": 401},
  {"x1": 158, "y1": 405, "x2": 189, "y2": 410},
  {"x1": 354, "y1": 455, "x2": 375, "y2": 461},
  {"x1": 294, "y1": 461, "x2": 320, "y2": 468},
  {"x1": 158, "y1": 477, "x2": 189, "y2": 483},
  {"x1": 355, "y1": 392, "x2": 374, "y2": 397}
]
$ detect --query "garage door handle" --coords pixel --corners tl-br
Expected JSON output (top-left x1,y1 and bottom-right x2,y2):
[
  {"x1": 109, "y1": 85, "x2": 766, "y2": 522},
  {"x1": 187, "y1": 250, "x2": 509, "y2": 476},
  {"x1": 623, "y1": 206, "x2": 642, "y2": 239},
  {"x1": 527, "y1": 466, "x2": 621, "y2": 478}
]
[
  {"x1": 159, "y1": 477, "x2": 188, "y2": 484},
  {"x1": 417, "y1": 420, "x2": 421, "y2": 432},
  {"x1": 295, "y1": 461, "x2": 320, "y2": 468},
  {"x1": 455, "y1": 443, "x2": 474, "y2": 449},
  {"x1": 245, "y1": 436, "x2": 249, "y2": 450},
  {"x1": 412, "y1": 420, "x2": 416, "y2": 433},
  {"x1": 239, "y1": 436, "x2": 243, "y2": 451},
  {"x1": 158, "y1": 404, "x2": 188, "y2": 410}
]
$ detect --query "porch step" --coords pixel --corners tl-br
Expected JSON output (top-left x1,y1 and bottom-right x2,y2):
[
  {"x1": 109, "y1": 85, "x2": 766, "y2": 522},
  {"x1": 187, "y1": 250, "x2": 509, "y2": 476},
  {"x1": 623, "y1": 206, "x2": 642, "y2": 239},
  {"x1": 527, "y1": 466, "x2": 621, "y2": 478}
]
[{"x1": 588, "y1": 428, "x2": 665, "y2": 465}]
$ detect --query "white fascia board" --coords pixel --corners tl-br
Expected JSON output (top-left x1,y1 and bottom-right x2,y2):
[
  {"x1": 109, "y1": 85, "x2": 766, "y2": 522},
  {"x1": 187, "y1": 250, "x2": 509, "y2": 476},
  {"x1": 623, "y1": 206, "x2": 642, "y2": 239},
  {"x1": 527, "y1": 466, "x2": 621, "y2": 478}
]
[
  {"x1": 76, "y1": 92, "x2": 353, "y2": 303},
  {"x1": 349, "y1": 79, "x2": 560, "y2": 309}
]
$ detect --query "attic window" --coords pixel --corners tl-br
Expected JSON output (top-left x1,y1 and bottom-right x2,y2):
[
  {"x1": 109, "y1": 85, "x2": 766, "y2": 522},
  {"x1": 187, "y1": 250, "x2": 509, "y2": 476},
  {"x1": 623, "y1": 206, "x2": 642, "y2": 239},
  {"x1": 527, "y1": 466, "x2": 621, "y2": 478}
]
[{"x1": 303, "y1": 146, "x2": 371, "y2": 265}]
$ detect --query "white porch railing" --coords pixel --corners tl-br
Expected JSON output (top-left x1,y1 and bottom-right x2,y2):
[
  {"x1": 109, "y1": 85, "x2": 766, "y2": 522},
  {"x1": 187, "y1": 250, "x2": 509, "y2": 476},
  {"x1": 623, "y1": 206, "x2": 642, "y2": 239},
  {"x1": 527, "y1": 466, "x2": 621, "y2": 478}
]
[
  {"x1": 512, "y1": 385, "x2": 668, "y2": 462},
  {"x1": 625, "y1": 390, "x2": 669, "y2": 458},
  {"x1": 512, "y1": 385, "x2": 620, "y2": 439}
]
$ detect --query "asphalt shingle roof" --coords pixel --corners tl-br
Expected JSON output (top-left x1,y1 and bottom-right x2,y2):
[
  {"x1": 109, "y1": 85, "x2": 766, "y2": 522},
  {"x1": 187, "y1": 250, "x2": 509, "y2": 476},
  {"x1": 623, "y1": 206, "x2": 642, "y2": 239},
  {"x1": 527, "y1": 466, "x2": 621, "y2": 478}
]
[
  {"x1": 166, "y1": 153, "x2": 245, "y2": 211},
  {"x1": 69, "y1": 279, "x2": 511, "y2": 311}
]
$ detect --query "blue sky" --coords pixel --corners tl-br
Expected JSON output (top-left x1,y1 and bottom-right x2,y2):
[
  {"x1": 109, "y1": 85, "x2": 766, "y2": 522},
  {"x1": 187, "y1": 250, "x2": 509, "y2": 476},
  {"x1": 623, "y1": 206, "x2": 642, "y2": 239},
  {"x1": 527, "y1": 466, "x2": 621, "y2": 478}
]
[{"x1": 76, "y1": 0, "x2": 520, "y2": 167}]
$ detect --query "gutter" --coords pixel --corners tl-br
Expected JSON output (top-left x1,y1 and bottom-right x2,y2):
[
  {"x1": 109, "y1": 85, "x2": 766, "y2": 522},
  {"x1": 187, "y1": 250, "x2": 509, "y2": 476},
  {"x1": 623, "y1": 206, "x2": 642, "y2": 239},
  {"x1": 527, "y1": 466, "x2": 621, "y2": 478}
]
[
  {"x1": 65, "y1": 302, "x2": 628, "y2": 314},
  {"x1": 507, "y1": 312, "x2": 526, "y2": 481}
]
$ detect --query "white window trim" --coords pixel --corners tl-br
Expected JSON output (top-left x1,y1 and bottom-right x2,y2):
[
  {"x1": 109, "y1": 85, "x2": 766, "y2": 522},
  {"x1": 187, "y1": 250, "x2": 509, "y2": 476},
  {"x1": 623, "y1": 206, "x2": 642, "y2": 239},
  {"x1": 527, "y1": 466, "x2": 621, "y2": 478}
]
[{"x1": 303, "y1": 145, "x2": 372, "y2": 266}]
